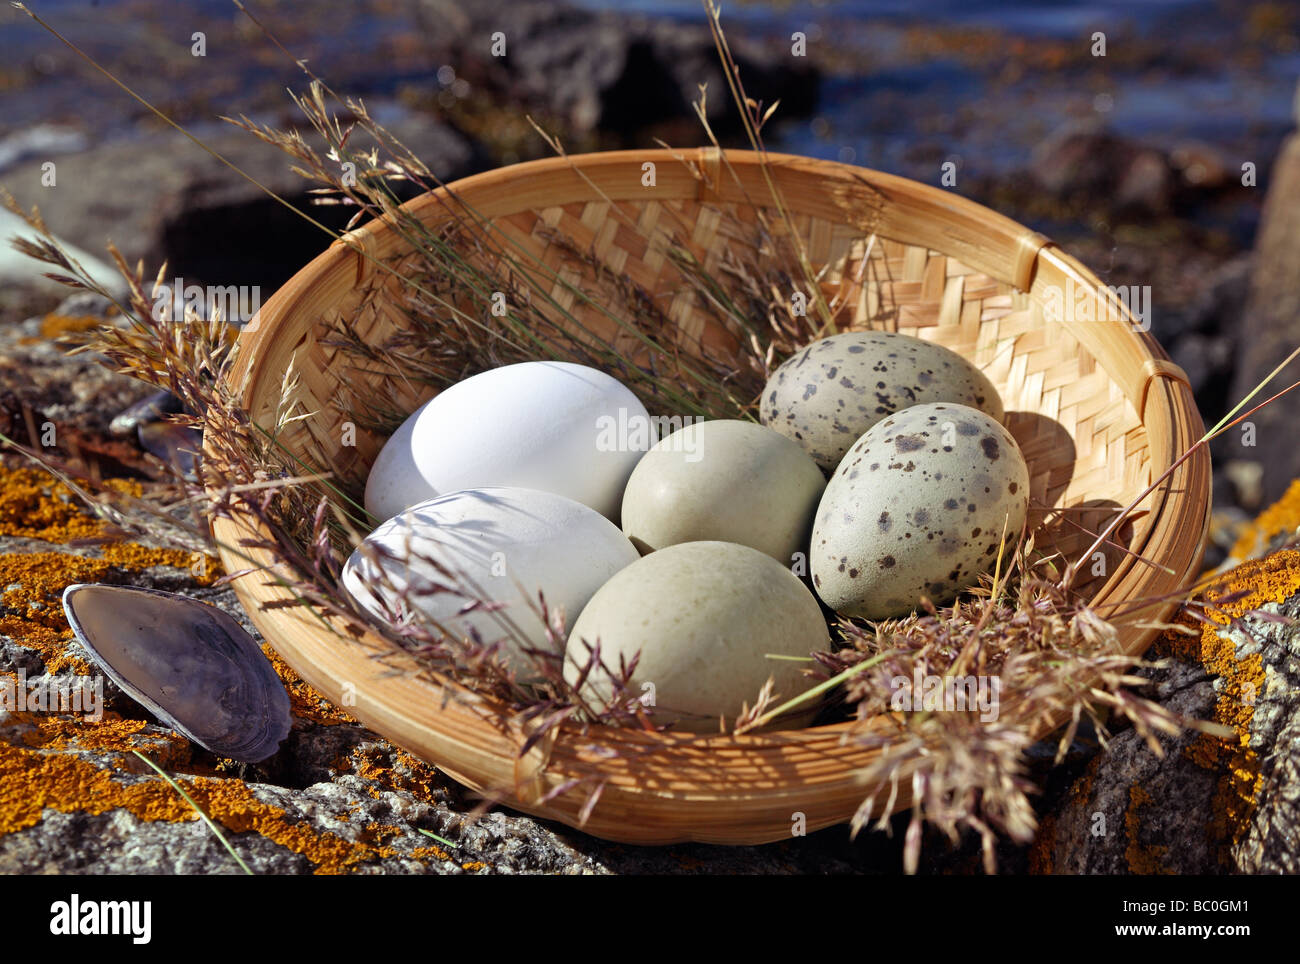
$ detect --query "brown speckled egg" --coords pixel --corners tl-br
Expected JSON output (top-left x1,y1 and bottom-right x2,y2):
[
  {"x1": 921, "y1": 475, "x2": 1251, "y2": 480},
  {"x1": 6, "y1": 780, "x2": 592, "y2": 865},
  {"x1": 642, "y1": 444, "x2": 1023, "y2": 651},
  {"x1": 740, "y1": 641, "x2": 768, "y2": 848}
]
[
  {"x1": 761, "y1": 331, "x2": 1004, "y2": 472},
  {"x1": 810, "y1": 402, "x2": 1028, "y2": 619}
]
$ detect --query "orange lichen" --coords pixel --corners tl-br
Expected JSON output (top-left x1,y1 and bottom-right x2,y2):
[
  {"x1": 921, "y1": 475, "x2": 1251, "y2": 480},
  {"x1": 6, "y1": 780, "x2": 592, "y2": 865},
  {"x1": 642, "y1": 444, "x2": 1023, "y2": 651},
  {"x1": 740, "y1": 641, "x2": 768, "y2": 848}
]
[
  {"x1": 0, "y1": 618, "x2": 90, "y2": 675},
  {"x1": 261, "y1": 643, "x2": 355, "y2": 727},
  {"x1": 1026, "y1": 814, "x2": 1056, "y2": 875},
  {"x1": 99, "y1": 542, "x2": 222, "y2": 586},
  {"x1": 0, "y1": 466, "x2": 108, "y2": 542},
  {"x1": 0, "y1": 732, "x2": 450, "y2": 873},
  {"x1": 35, "y1": 314, "x2": 106, "y2": 341},
  {"x1": 100, "y1": 478, "x2": 144, "y2": 499},
  {"x1": 0, "y1": 552, "x2": 117, "y2": 675},
  {"x1": 12, "y1": 710, "x2": 191, "y2": 769},
  {"x1": 1124, "y1": 785, "x2": 1171, "y2": 874},
  {"x1": 342, "y1": 744, "x2": 444, "y2": 799},
  {"x1": 1150, "y1": 549, "x2": 1300, "y2": 865},
  {"x1": 1228, "y1": 478, "x2": 1300, "y2": 560}
]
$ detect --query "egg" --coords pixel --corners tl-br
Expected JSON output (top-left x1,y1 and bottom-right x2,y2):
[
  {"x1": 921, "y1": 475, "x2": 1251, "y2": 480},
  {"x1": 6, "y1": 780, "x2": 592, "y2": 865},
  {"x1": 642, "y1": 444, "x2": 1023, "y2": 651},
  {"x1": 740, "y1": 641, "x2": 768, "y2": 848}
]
[
  {"x1": 564, "y1": 541, "x2": 829, "y2": 731},
  {"x1": 343, "y1": 486, "x2": 641, "y2": 668},
  {"x1": 619, "y1": 419, "x2": 826, "y2": 563},
  {"x1": 364, "y1": 361, "x2": 650, "y2": 521},
  {"x1": 810, "y1": 402, "x2": 1029, "y2": 619},
  {"x1": 761, "y1": 330, "x2": 1004, "y2": 472}
]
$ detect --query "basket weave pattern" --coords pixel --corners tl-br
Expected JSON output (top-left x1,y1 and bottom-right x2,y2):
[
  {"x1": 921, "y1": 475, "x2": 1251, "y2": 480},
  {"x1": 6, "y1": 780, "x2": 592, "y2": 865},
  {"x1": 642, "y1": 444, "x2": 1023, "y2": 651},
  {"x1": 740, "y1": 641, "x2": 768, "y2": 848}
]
[{"x1": 212, "y1": 149, "x2": 1210, "y2": 844}]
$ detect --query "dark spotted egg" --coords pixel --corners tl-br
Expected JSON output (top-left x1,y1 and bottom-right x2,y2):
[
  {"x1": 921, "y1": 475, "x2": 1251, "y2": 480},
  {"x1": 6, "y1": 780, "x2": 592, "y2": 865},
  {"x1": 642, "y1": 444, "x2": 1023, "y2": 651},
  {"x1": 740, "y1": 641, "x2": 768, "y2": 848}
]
[
  {"x1": 810, "y1": 402, "x2": 1029, "y2": 619},
  {"x1": 761, "y1": 331, "x2": 1004, "y2": 473}
]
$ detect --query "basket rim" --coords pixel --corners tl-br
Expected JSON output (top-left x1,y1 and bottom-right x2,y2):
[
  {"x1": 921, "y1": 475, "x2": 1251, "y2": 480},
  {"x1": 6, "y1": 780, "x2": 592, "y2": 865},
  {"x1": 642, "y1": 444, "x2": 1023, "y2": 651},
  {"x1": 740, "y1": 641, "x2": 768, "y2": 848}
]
[{"x1": 208, "y1": 147, "x2": 1211, "y2": 844}]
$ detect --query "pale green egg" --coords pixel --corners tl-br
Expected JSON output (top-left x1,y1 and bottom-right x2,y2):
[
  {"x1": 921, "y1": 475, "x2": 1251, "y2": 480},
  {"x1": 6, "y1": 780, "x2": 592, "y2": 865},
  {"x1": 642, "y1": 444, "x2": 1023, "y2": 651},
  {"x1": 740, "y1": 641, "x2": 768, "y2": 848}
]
[
  {"x1": 564, "y1": 541, "x2": 828, "y2": 732},
  {"x1": 620, "y1": 419, "x2": 825, "y2": 564},
  {"x1": 762, "y1": 331, "x2": 1004, "y2": 472}
]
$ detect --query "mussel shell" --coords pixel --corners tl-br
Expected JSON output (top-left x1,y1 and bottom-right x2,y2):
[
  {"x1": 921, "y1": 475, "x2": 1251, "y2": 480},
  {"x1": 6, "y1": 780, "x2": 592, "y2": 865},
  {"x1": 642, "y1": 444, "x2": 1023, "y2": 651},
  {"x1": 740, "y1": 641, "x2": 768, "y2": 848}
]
[
  {"x1": 109, "y1": 390, "x2": 183, "y2": 437},
  {"x1": 62, "y1": 584, "x2": 291, "y2": 762}
]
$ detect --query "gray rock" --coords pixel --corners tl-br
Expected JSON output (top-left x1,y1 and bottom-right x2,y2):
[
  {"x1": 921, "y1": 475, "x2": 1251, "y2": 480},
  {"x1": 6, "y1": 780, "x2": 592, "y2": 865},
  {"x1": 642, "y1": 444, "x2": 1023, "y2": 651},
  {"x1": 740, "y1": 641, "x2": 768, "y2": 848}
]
[
  {"x1": 1169, "y1": 140, "x2": 1233, "y2": 192},
  {"x1": 1155, "y1": 253, "x2": 1252, "y2": 343},
  {"x1": 1, "y1": 118, "x2": 480, "y2": 294},
  {"x1": 1170, "y1": 332, "x2": 1234, "y2": 397},
  {"x1": 1031, "y1": 121, "x2": 1174, "y2": 214},
  {"x1": 0, "y1": 294, "x2": 156, "y2": 445},
  {"x1": 1229, "y1": 591, "x2": 1300, "y2": 873},
  {"x1": 1033, "y1": 657, "x2": 1220, "y2": 874},
  {"x1": 1034, "y1": 573, "x2": 1300, "y2": 875},
  {"x1": 1228, "y1": 130, "x2": 1300, "y2": 506},
  {"x1": 418, "y1": 0, "x2": 818, "y2": 137}
]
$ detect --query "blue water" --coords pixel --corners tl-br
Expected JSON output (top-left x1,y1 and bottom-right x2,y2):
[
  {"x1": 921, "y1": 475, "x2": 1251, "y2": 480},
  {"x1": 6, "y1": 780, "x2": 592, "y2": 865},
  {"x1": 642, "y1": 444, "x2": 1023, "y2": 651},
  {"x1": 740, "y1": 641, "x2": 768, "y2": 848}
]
[
  {"x1": 3, "y1": 0, "x2": 1296, "y2": 184},
  {"x1": 571, "y1": 0, "x2": 1299, "y2": 181},
  {"x1": 579, "y1": 0, "x2": 1215, "y2": 33}
]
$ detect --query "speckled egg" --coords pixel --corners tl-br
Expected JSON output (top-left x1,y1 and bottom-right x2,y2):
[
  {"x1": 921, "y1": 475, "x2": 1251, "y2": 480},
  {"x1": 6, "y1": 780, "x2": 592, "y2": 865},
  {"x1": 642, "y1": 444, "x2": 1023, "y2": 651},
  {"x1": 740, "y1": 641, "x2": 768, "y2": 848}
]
[
  {"x1": 761, "y1": 331, "x2": 1004, "y2": 472},
  {"x1": 619, "y1": 419, "x2": 826, "y2": 564},
  {"x1": 810, "y1": 402, "x2": 1029, "y2": 619},
  {"x1": 564, "y1": 541, "x2": 829, "y2": 732}
]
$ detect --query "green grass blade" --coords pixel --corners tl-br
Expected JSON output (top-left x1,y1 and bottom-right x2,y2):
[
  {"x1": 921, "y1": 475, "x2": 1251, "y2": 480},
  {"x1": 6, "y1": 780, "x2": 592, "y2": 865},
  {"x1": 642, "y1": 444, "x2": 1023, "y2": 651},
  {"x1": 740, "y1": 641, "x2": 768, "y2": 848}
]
[{"x1": 131, "y1": 750, "x2": 254, "y2": 875}]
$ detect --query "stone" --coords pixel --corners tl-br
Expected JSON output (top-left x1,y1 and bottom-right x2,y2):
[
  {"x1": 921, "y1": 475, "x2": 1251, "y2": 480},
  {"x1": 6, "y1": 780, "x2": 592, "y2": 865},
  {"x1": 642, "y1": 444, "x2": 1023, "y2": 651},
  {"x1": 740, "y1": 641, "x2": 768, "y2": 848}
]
[
  {"x1": 1, "y1": 120, "x2": 480, "y2": 296},
  {"x1": 1031, "y1": 121, "x2": 1174, "y2": 214},
  {"x1": 1170, "y1": 139, "x2": 1233, "y2": 191},
  {"x1": 1169, "y1": 332, "x2": 1234, "y2": 399},
  {"x1": 417, "y1": 0, "x2": 818, "y2": 138},
  {"x1": 1155, "y1": 253, "x2": 1252, "y2": 344},
  {"x1": 1030, "y1": 549, "x2": 1300, "y2": 874},
  {"x1": 1227, "y1": 129, "x2": 1300, "y2": 506},
  {"x1": 0, "y1": 292, "x2": 158, "y2": 455}
]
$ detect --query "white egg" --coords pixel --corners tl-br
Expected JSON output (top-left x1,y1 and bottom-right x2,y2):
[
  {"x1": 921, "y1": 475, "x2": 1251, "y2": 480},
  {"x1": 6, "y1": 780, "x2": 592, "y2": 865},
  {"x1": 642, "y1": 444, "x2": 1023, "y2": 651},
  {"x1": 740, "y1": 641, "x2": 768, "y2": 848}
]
[
  {"x1": 363, "y1": 361, "x2": 650, "y2": 521},
  {"x1": 361, "y1": 410, "x2": 418, "y2": 528},
  {"x1": 343, "y1": 486, "x2": 641, "y2": 669}
]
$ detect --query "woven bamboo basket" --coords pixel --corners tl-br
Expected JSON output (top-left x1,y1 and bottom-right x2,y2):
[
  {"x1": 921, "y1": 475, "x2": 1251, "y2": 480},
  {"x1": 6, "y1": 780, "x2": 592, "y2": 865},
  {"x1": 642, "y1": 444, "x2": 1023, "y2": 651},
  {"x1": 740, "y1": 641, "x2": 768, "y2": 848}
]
[{"x1": 208, "y1": 149, "x2": 1211, "y2": 845}]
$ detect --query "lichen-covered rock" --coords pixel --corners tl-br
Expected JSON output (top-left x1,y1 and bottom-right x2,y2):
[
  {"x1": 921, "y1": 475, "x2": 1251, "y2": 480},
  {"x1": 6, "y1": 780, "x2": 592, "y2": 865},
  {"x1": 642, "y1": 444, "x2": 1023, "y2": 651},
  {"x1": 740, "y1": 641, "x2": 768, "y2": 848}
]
[
  {"x1": 1219, "y1": 477, "x2": 1300, "y2": 569},
  {"x1": 1031, "y1": 549, "x2": 1300, "y2": 874}
]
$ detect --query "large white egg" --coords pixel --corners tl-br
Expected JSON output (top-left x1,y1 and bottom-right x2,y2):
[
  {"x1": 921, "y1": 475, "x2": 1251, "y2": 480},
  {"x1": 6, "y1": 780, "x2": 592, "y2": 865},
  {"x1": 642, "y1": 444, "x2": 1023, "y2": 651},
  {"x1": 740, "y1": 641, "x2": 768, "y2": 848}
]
[
  {"x1": 342, "y1": 486, "x2": 641, "y2": 668},
  {"x1": 363, "y1": 361, "x2": 650, "y2": 521}
]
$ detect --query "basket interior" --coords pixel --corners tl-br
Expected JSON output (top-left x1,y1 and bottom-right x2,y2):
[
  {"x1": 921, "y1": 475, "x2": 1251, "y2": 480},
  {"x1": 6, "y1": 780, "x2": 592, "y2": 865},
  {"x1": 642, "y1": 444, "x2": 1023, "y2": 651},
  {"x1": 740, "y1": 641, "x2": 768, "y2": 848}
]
[
  {"x1": 266, "y1": 194, "x2": 1152, "y2": 607},
  {"x1": 214, "y1": 152, "x2": 1211, "y2": 844}
]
